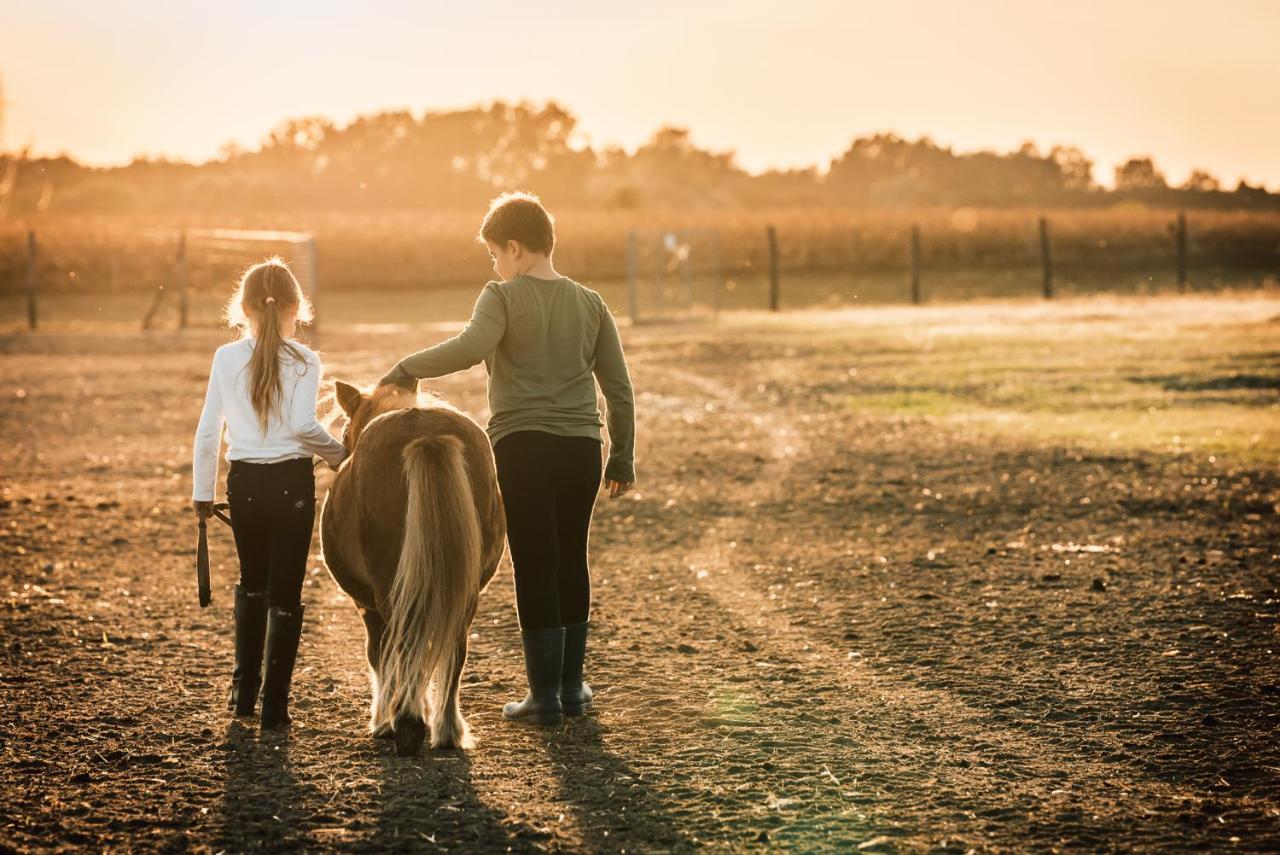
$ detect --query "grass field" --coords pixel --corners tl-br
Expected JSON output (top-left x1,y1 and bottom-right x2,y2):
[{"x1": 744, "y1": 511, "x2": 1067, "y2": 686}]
[{"x1": 1, "y1": 291, "x2": 1277, "y2": 850}]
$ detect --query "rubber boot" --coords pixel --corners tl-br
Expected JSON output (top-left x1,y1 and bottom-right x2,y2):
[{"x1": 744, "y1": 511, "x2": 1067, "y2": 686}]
[
  {"x1": 502, "y1": 626, "x2": 565, "y2": 725},
  {"x1": 260, "y1": 604, "x2": 304, "y2": 729},
  {"x1": 228, "y1": 586, "x2": 269, "y2": 716},
  {"x1": 561, "y1": 621, "x2": 594, "y2": 716}
]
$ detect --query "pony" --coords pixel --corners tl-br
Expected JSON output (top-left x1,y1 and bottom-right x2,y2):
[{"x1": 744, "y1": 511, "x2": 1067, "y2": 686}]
[{"x1": 320, "y1": 382, "x2": 505, "y2": 755}]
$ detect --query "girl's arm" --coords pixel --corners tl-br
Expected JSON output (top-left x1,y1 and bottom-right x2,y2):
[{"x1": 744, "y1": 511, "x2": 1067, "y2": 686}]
[
  {"x1": 592, "y1": 299, "x2": 636, "y2": 486},
  {"x1": 192, "y1": 355, "x2": 225, "y2": 502},
  {"x1": 379, "y1": 284, "x2": 507, "y2": 388},
  {"x1": 291, "y1": 359, "x2": 348, "y2": 468}
]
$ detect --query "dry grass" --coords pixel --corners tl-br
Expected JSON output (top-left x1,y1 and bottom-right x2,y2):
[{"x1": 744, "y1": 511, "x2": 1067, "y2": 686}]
[
  {"x1": 2, "y1": 206, "x2": 1277, "y2": 298},
  {"x1": 1, "y1": 291, "x2": 1277, "y2": 850}
]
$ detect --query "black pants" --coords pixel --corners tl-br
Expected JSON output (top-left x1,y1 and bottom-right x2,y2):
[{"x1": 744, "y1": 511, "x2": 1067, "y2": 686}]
[
  {"x1": 226, "y1": 458, "x2": 316, "y2": 610},
  {"x1": 493, "y1": 431, "x2": 602, "y2": 631}
]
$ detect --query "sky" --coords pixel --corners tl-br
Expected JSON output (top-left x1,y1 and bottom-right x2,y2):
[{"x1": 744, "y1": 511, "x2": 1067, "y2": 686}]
[{"x1": 2, "y1": 0, "x2": 1278, "y2": 189}]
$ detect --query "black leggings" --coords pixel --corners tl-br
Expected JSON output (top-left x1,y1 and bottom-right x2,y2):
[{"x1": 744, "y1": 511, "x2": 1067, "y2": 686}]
[
  {"x1": 226, "y1": 458, "x2": 316, "y2": 610},
  {"x1": 493, "y1": 431, "x2": 602, "y2": 631}
]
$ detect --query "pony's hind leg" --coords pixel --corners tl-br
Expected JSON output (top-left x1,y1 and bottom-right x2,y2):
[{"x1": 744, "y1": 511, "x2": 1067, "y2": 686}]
[
  {"x1": 429, "y1": 633, "x2": 474, "y2": 750},
  {"x1": 367, "y1": 605, "x2": 429, "y2": 756},
  {"x1": 360, "y1": 609, "x2": 393, "y2": 739},
  {"x1": 367, "y1": 606, "x2": 427, "y2": 754}
]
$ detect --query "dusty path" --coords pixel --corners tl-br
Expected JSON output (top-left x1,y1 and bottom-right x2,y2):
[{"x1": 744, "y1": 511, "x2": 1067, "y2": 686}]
[{"x1": 2, "y1": 295, "x2": 1278, "y2": 851}]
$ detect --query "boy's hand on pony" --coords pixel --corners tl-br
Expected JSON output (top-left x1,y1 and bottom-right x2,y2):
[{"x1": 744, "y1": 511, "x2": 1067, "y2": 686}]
[
  {"x1": 604, "y1": 479, "x2": 633, "y2": 499},
  {"x1": 191, "y1": 500, "x2": 214, "y2": 520},
  {"x1": 376, "y1": 365, "x2": 418, "y2": 392}
]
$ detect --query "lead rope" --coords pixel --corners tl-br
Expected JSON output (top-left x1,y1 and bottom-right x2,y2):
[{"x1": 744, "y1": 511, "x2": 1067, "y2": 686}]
[{"x1": 209, "y1": 502, "x2": 232, "y2": 527}]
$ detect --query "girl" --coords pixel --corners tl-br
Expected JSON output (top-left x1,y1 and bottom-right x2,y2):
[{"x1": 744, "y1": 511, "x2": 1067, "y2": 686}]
[
  {"x1": 191, "y1": 258, "x2": 347, "y2": 728},
  {"x1": 378, "y1": 191, "x2": 636, "y2": 726}
]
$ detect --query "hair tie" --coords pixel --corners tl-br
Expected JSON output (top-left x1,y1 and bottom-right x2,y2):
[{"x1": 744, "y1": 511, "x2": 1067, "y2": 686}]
[{"x1": 265, "y1": 296, "x2": 276, "y2": 305}]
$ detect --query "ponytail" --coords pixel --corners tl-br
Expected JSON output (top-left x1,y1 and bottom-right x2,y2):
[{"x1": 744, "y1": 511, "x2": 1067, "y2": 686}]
[{"x1": 224, "y1": 257, "x2": 312, "y2": 434}]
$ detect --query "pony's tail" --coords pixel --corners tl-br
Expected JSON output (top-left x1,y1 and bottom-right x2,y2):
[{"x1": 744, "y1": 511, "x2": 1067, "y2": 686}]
[{"x1": 371, "y1": 435, "x2": 482, "y2": 737}]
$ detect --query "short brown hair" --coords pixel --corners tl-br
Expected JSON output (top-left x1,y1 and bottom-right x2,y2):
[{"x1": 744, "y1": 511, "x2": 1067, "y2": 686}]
[{"x1": 478, "y1": 191, "x2": 555, "y2": 255}]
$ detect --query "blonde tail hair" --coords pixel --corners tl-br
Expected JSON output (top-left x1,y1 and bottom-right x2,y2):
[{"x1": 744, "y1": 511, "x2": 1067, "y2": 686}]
[{"x1": 371, "y1": 435, "x2": 482, "y2": 740}]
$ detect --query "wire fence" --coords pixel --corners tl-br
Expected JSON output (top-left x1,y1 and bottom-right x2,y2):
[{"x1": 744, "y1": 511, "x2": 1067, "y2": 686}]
[{"x1": 3, "y1": 210, "x2": 1278, "y2": 330}]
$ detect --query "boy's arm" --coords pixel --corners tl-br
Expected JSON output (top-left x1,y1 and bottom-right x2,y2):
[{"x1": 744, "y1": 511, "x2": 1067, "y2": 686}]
[
  {"x1": 592, "y1": 299, "x2": 636, "y2": 484},
  {"x1": 380, "y1": 284, "x2": 507, "y2": 389}
]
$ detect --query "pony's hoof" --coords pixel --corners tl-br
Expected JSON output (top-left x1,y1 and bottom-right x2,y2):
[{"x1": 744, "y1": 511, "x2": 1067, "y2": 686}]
[
  {"x1": 393, "y1": 714, "x2": 426, "y2": 756},
  {"x1": 430, "y1": 716, "x2": 474, "y2": 750}
]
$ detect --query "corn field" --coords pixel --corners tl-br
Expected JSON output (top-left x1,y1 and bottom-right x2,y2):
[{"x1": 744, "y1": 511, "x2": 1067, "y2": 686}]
[{"x1": 1, "y1": 207, "x2": 1277, "y2": 301}]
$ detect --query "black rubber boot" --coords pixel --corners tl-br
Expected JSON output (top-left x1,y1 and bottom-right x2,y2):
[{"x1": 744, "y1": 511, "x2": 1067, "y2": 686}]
[
  {"x1": 260, "y1": 604, "x2": 304, "y2": 729},
  {"x1": 228, "y1": 586, "x2": 269, "y2": 717},
  {"x1": 502, "y1": 626, "x2": 565, "y2": 725},
  {"x1": 561, "y1": 621, "x2": 594, "y2": 716}
]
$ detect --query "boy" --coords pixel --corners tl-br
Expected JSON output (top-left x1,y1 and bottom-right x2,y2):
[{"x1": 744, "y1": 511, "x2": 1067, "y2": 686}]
[{"x1": 378, "y1": 191, "x2": 635, "y2": 725}]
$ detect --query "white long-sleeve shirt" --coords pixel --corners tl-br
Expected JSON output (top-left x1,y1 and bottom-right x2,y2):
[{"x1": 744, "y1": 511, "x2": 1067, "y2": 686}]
[{"x1": 191, "y1": 337, "x2": 347, "y2": 502}]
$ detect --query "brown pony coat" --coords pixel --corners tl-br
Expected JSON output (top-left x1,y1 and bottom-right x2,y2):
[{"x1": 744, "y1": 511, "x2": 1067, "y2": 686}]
[{"x1": 320, "y1": 383, "x2": 505, "y2": 752}]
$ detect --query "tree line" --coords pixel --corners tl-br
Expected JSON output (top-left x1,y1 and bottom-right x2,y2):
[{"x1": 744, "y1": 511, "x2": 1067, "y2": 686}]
[{"x1": 0, "y1": 100, "x2": 1275, "y2": 216}]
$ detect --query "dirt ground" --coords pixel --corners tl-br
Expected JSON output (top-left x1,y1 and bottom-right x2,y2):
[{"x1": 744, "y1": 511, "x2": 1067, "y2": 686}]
[{"x1": 1, "y1": 293, "x2": 1278, "y2": 852}]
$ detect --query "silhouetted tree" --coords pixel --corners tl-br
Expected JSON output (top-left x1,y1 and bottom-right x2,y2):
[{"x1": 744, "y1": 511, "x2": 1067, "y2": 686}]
[
  {"x1": 0, "y1": 103, "x2": 1273, "y2": 215},
  {"x1": 827, "y1": 134, "x2": 1098, "y2": 207},
  {"x1": 1048, "y1": 145, "x2": 1095, "y2": 191},
  {"x1": 1182, "y1": 169, "x2": 1221, "y2": 192},
  {"x1": 616, "y1": 127, "x2": 746, "y2": 206},
  {"x1": 1114, "y1": 156, "x2": 1167, "y2": 191}
]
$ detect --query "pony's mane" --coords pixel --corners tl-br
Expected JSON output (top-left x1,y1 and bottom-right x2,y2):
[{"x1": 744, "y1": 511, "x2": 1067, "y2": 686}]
[
  {"x1": 317, "y1": 382, "x2": 461, "y2": 441},
  {"x1": 369, "y1": 384, "x2": 416, "y2": 412},
  {"x1": 372, "y1": 384, "x2": 458, "y2": 415}
]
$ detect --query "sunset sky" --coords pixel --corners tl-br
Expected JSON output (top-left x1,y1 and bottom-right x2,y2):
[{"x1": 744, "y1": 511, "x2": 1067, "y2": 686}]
[{"x1": 3, "y1": 0, "x2": 1277, "y2": 188}]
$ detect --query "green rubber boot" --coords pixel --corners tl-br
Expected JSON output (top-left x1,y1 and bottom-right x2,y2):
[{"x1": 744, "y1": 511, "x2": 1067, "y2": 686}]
[
  {"x1": 502, "y1": 626, "x2": 565, "y2": 725},
  {"x1": 561, "y1": 621, "x2": 594, "y2": 716}
]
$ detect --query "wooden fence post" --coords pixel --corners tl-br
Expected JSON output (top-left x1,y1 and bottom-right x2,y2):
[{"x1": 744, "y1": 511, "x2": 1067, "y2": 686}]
[
  {"x1": 1039, "y1": 216, "x2": 1053, "y2": 299},
  {"x1": 25, "y1": 230, "x2": 37, "y2": 330},
  {"x1": 709, "y1": 229, "x2": 723, "y2": 317},
  {"x1": 307, "y1": 237, "x2": 320, "y2": 345},
  {"x1": 141, "y1": 278, "x2": 165, "y2": 330},
  {"x1": 678, "y1": 229, "x2": 695, "y2": 307},
  {"x1": 909, "y1": 225, "x2": 921, "y2": 305},
  {"x1": 1175, "y1": 211, "x2": 1188, "y2": 293},
  {"x1": 767, "y1": 225, "x2": 780, "y2": 312},
  {"x1": 176, "y1": 233, "x2": 189, "y2": 329}
]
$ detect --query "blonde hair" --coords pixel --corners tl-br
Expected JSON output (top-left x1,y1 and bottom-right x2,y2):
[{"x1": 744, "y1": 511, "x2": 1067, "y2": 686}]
[{"x1": 223, "y1": 257, "x2": 313, "y2": 433}]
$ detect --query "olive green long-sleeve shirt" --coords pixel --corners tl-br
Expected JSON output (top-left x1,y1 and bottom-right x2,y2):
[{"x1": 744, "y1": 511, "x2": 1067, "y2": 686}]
[{"x1": 380, "y1": 274, "x2": 636, "y2": 483}]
